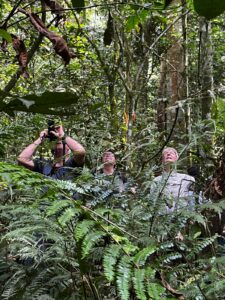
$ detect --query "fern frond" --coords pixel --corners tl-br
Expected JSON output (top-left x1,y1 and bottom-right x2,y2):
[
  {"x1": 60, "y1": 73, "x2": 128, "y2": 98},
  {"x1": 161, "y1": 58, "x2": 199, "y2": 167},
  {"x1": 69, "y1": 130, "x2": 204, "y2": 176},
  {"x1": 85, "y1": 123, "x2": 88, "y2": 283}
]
[
  {"x1": 133, "y1": 268, "x2": 147, "y2": 300},
  {"x1": 145, "y1": 266, "x2": 156, "y2": 280},
  {"x1": 161, "y1": 252, "x2": 182, "y2": 264},
  {"x1": 146, "y1": 282, "x2": 166, "y2": 300},
  {"x1": 116, "y1": 256, "x2": 132, "y2": 300},
  {"x1": 159, "y1": 241, "x2": 174, "y2": 250},
  {"x1": 58, "y1": 207, "x2": 81, "y2": 227},
  {"x1": 46, "y1": 199, "x2": 73, "y2": 217},
  {"x1": 82, "y1": 230, "x2": 106, "y2": 259},
  {"x1": 75, "y1": 220, "x2": 95, "y2": 241},
  {"x1": 133, "y1": 245, "x2": 157, "y2": 267},
  {"x1": 103, "y1": 244, "x2": 122, "y2": 282},
  {"x1": 1, "y1": 269, "x2": 26, "y2": 300},
  {"x1": 191, "y1": 234, "x2": 218, "y2": 256},
  {"x1": 181, "y1": 210, "x2": 206, "y2": 228}
]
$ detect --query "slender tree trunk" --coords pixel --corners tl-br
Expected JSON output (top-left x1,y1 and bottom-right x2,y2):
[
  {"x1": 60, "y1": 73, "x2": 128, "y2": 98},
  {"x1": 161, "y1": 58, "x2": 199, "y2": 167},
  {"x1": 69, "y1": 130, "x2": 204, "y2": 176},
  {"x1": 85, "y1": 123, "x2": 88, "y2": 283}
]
[
  {"x1": 199, "y1": 17, "x2": 214, "y2": 120},
  {"x1": 157, "y1": 0, "x2": 186, "y2": 142}
]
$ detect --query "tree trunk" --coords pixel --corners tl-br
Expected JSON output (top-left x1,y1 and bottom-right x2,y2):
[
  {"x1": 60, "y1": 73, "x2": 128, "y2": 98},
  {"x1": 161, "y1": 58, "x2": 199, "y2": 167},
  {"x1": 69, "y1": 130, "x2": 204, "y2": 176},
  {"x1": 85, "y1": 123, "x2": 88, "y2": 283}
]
[
  {"x1": 157, "y1": 1, "x2": 186, "y2": 142},
  {"x1": 199, "y1": 17, "x2": 214, "y2": 120}
]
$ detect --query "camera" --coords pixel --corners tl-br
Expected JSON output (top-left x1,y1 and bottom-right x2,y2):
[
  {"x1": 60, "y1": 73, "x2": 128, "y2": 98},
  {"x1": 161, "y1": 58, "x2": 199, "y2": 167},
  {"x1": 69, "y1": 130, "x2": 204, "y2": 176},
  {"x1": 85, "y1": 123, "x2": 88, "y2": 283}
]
[{"x1": 47, "y1": 120, "x2": 57, "y2": 141}]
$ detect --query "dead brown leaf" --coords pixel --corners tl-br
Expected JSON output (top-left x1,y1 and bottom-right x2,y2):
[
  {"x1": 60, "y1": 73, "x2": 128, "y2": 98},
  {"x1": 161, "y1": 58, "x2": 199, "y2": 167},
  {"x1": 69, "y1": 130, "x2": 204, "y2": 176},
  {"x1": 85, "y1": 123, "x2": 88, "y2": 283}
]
[
  {"x1": 11, "y1": 34, "x2": 29, "y2": 78},
  {"x1": 18, "y1": 8, "x2": 74, "y2": 65}
]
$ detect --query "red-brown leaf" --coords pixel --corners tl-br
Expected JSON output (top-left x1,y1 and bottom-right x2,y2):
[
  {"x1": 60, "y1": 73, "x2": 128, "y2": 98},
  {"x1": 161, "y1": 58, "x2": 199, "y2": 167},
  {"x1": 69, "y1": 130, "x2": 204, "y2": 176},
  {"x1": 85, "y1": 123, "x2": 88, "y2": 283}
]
[
  {"x1": 11, "y1": 34, "x2": 29, "y2": 78},
  {"x1": 18, "y1": 8, "x2": 74, "y2": 65}
]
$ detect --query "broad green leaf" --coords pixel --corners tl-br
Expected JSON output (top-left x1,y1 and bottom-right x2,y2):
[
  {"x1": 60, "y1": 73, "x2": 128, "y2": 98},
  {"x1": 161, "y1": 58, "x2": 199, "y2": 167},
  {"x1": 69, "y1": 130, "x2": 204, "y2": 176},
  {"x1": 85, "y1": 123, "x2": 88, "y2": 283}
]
[
  {"x1": 125, "y1": 10, "x2": 149, "y2": 32},
  {"x1": 126, "y1": 15, "x2": 139, "y2": 32},
  {"x1": 3, "y1": 92, "x2": 79, "y2": 115},
  {"x1": 193, "y1": 0, "x2": 225, "y2": 20},
  {"x1": 0, "y1": 29, "x2": 12, "y2": 42},
  {"x1": 193, "y1": 231, "x2": 201, "y2": 239},
  {"x1": 71, "y1": 0, "x2": 85, "y2": 13}
]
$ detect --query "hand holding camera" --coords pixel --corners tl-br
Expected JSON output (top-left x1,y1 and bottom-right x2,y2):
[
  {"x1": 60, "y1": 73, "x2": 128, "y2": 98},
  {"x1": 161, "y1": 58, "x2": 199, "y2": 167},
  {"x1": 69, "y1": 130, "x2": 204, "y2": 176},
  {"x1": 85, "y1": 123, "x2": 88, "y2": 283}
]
[{"x1": 46, "y1": 120, "x2": 65, "y2": 141}]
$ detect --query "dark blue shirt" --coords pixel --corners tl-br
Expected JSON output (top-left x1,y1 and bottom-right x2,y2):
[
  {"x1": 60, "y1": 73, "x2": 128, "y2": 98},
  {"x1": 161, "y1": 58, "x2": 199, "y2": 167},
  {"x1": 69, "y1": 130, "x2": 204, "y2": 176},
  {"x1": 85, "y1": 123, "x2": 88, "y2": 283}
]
[{"x1": 33, "y1": 158, "x2": 82, "y2": 181}]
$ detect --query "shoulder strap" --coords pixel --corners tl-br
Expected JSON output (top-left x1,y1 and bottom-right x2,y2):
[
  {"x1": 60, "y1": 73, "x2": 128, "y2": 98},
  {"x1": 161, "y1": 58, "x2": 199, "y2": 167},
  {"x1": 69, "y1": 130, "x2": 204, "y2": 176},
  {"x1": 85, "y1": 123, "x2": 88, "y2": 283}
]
[{"x1": 63, "y1": 139, "x2": 66, "y2": 166}]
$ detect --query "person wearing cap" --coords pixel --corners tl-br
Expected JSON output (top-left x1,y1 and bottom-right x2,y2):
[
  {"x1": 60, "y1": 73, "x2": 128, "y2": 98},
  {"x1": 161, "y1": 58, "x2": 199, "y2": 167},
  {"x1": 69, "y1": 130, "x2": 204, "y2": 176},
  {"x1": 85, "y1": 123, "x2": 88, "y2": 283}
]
[
  {"x1": 17, "y1": 121, "x2": 86, "y2": 180},
  {"x1": 151, "y1": 147, "x2": 195, "y2": 212}
]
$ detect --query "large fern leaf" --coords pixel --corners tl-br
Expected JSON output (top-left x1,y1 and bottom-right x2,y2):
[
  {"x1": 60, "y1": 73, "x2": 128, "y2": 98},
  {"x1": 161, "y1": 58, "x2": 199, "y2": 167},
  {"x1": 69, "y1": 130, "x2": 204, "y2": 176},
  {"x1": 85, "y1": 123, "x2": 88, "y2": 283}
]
[
  {"x1": 103, "y1": 244, "x2": 121, "y2": 282},
  {"x1": 191, "y1": 234, "x2": 219, "y2": 256},
  {"x1": 133, "y1": 245, "x2": 157, "y2": 267},
  {"x1": 116, "y1": 256, "x2": 132, "y2": 300},
  {"x1": 46, "y1": 199, "x2": 73, "y2": 216},
  {"x1": 133, "y1": 268, "x2": 147, "y2": 300},
  {"x1": 147, "y1": 282, "x2": 166, "y2": 300},
  {"x1": 81, "y1": 230, "x2": 106, "y2": 258},
  {"x1": 75, "y1": 219, "x2": 95, "y2": 241},
  {"x1": 58, "y1": 207, "x2": 81, "y2": 227}
]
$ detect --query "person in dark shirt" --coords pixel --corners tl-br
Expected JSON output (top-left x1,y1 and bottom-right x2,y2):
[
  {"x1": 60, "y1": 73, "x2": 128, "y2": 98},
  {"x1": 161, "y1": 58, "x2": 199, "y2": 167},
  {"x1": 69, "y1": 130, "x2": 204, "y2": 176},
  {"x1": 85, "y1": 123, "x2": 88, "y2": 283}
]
[
  {"x1": 17, "y1": 122, "x2": 86, "y2": 180},
  {"x1": 99, "y1": 151, "x2": 126, "y2": 192},
  {"x1": 16, "y1": 122, "x2": 86, "y2": 265}
]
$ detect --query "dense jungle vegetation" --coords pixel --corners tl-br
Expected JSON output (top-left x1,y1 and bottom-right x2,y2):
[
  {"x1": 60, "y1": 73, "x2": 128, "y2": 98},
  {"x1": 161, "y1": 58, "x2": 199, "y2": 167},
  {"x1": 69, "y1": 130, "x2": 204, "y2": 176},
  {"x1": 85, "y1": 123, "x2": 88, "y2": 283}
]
[{"x1": 1, "y1": 0, "x2": 225, "y2": 299}]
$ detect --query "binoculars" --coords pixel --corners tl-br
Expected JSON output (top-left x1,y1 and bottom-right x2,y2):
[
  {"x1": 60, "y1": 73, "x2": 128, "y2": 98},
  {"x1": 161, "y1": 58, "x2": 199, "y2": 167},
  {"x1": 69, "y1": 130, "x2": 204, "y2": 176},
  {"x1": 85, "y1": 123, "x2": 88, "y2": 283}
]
[{"x1": 47, "y1": 120, "x2": 58, "y2": 141}]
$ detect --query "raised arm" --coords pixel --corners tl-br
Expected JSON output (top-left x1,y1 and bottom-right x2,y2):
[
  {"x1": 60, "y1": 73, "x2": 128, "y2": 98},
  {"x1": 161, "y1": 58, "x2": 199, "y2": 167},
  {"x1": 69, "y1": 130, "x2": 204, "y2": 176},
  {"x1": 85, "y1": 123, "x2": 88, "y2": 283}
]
[
  {"x1": 17, "y1": 129, "x2": 47, "y2": 170},
  {"x1": 51, "y1": 125, "x2": 86, "y2": 165}
]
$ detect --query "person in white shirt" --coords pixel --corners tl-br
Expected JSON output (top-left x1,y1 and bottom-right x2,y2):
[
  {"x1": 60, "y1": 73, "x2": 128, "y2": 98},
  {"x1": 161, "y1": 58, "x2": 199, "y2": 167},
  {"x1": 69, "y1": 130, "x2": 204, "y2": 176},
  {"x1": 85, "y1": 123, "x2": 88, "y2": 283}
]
[{"x1": 151, "y1": 147, "x2": 195, "y2": 213}]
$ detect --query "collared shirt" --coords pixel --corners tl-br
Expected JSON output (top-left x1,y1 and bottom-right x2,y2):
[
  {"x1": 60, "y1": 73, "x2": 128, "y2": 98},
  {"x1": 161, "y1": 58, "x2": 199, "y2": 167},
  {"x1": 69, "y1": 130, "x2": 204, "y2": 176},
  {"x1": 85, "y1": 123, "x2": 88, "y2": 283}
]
[
  {"x1": 153, "y1": 171, "x2": 195, "y2": 199},
  {"x1": 151, "y1": 171, "x2": 195, "y2": 212}
]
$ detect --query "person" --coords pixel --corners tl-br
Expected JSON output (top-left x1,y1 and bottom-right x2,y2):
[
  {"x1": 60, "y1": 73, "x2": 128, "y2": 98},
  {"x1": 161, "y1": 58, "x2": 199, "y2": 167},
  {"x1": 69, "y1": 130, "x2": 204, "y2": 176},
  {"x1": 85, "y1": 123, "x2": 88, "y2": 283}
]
[
  {"x1": 151, "y1": 147, "x2": 195, "y2": 213},
  {"x1": 97, "y1": 151, "x2": 126, "y2": 193},
  {"x1": 17, "y1": 121, "x2": 86, "y2": 180}
]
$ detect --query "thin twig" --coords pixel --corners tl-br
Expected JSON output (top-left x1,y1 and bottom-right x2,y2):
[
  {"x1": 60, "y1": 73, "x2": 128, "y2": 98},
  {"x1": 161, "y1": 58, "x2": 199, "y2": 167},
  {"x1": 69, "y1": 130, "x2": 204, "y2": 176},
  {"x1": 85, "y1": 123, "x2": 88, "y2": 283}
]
[{"x1": 1, "y1": 0, "x2": 24, "y2": 28}]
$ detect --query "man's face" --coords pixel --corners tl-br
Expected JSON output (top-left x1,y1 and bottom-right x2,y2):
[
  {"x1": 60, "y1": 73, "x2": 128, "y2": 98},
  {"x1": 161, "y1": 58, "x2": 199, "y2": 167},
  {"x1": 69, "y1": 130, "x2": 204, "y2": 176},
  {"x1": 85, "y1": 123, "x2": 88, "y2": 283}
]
[
  {"x1": 102, "y1": 152, "x2": 116, "y2": 165},
  {"x1": 162, "y1": 148, "x2": 178, "y2": 164}
]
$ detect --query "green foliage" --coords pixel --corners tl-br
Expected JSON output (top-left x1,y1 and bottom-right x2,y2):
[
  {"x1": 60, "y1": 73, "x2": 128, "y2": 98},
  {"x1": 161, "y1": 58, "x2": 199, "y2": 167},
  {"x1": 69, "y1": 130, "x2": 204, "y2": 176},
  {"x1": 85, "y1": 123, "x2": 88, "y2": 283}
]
[
  {"x1": 75, "y1": 219, "x2": 95, "y2": 241},
  {"x1": 212, "y1": 98, "x2": 225, "y2": 133},
  {"x1": 1, "y1": 92, "x2": 79, "y2": 116},
  {"x1": 133, "y1": 245, "x2": 157, "y2": 267},
  {"x1": 81, "y1": 230, "x2": 106, "y2": 258},
  {"x1": 193, "y1": 0, "x2": 225, "y2": 19},
  {"x1": 125, "y1": 10, "x2": 149, "y2": 32},
  {"x1": 57, "y1": 207, "x2": 81, "y2": 227},
  {"x1": 116, "y1": 256, "x2": 132, "y2": 300},
  {"x1": 133, "y1": 268, "x2": 147, "y2": 300},
  {"x1": 71, "y1": 0, "x2": 85, "y2": 13},
  {"x1": 103, "y1": 244, "x2": 121, "y2": 282},
  {"x1": 0, "y1": 29, "x2": 12, "y2": 42},
  {"x1": 147, "y1": 282, "x2": 166, "y2": 300}
]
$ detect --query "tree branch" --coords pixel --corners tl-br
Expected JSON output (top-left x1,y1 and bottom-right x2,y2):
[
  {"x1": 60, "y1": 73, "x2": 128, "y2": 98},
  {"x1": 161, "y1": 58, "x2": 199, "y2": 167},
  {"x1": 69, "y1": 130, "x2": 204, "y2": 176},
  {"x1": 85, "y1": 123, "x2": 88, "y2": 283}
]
[
  {"x1": 1, "y1": 0, "x2": 24, "y2": 28},
  {"x1": 3, "y1": 2, "x2": 47, "y2": 93}
]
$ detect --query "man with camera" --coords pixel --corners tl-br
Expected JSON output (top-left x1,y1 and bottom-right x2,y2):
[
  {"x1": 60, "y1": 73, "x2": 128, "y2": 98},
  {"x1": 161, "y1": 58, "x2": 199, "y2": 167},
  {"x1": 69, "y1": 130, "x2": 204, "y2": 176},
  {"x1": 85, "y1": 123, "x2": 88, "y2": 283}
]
[{"x1": 17, "y1": 120, "x2": 86, "y2": 180}]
